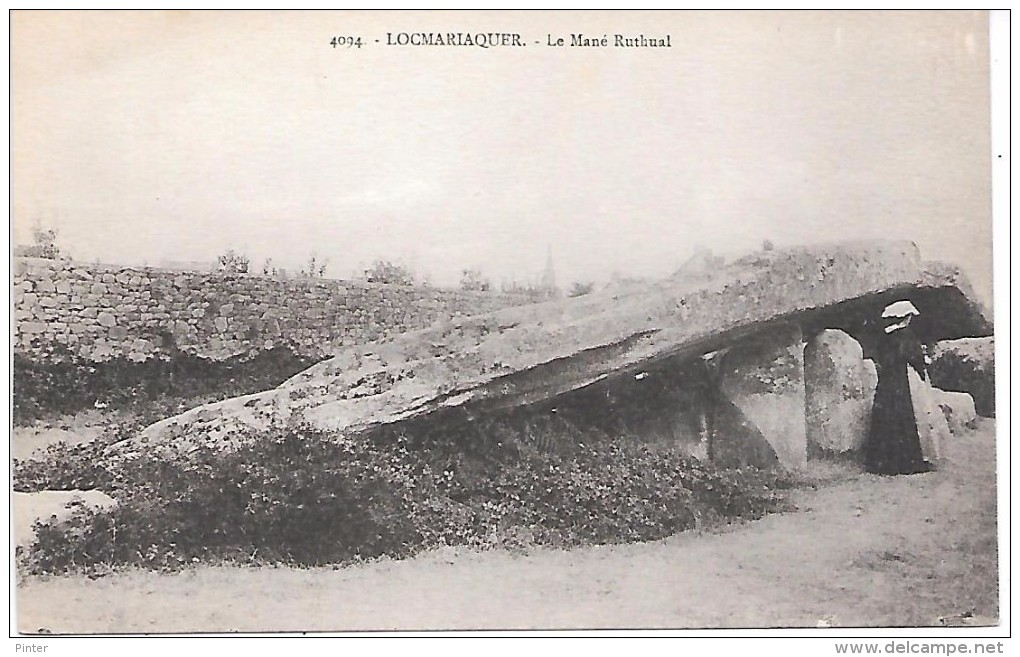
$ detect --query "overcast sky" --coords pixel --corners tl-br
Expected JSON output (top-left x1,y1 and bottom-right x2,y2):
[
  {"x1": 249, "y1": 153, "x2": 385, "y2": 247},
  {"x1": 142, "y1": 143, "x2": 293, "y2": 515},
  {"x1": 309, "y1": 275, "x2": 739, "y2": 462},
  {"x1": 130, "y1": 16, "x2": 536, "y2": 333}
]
[{"x1": 12, "y1": 10, "x2": 993, "y2": 300}]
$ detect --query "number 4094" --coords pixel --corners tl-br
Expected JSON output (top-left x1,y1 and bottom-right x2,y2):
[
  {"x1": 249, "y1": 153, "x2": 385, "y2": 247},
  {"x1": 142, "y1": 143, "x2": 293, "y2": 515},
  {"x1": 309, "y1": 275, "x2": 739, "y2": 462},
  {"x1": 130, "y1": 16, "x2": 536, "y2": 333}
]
[{"x1": 330, "y1": 36, "x2": 363, "y2": 48}]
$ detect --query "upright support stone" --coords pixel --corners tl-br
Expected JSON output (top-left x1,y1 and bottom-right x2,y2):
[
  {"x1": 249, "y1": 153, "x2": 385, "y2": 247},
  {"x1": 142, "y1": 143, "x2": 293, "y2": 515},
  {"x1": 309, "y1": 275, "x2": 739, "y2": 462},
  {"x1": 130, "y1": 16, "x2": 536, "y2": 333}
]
[
  {"x1": 714, "y1": 322, "x2": 806, "y2": 469},
  {"x1": 909, "y1": 369, "x2": 952, "y2": 464},
  {"x1": 804, "y1": 329, "x2": 878, "y2": 455}
]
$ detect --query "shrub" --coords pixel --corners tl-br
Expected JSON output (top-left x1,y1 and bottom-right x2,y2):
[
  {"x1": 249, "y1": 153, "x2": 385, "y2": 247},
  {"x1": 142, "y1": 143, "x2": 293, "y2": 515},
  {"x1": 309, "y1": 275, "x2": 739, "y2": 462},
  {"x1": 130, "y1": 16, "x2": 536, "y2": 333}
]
[
  {"x1": 460, "y1": 269, "x2": 491, "y2": 292},
  {"x1": 217, "y1": 249, "x2": 249, "y2": 274},
  {"x1": 299, "y1": 253, "x2": 329, "y2": 279},
  {"x1": 20, "y1": 225, "x2": 63, "y2": 259},
  {"x1": 568, "y1": 282, "x2": 595, "y2": 297},
  {"x1": 364, "y1": 260, "x2": 415, "y2": 286}
]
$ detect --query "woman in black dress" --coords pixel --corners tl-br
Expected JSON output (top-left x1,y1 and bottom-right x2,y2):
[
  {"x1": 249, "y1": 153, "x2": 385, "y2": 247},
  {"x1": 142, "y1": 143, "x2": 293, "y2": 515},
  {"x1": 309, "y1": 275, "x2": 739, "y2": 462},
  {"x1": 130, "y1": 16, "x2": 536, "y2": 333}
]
[{"x1": 863, "y1": 301, "x2": 932, "y2": 475}]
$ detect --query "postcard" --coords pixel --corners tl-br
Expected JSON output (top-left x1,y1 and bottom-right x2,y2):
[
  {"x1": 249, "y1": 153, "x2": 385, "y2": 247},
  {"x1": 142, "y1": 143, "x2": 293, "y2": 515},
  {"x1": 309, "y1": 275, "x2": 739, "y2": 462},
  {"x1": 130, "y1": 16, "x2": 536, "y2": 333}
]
[{"x1": 10, "y1": 9, "x2": 1002, "y2": 641}]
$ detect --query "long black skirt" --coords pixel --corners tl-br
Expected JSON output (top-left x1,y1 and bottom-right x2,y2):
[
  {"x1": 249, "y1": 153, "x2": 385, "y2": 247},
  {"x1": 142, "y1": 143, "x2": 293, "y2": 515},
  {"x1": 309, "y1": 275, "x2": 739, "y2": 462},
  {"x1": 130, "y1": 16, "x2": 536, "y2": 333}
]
[{"x1": 863, "y1": 364, "x2": 930, "y2": 476}]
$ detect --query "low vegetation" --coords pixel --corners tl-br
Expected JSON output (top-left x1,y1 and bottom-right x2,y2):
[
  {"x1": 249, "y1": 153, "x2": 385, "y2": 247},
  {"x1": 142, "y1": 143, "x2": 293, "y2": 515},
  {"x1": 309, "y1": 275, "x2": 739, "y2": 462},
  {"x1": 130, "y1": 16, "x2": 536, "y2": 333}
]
[
  {"x1": 13, "y1": 348, "x2": 317, "y2": 427},
  {"x1": 15, "y1": 415, "x2": 793, "y2": 577}
]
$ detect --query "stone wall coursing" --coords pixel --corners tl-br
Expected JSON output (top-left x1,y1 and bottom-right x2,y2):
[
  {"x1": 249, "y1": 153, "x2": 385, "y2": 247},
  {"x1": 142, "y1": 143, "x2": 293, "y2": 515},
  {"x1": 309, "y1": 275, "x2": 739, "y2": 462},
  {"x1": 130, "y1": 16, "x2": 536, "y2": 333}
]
[{"x1": 13, "y1": 258, "x2": 538, "y2": 364}]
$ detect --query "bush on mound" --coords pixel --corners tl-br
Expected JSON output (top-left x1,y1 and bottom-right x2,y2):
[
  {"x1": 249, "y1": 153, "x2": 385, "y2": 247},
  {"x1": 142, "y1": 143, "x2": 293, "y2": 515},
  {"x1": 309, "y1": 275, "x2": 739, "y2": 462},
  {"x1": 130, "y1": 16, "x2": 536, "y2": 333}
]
[{"x1": 15, "y1": 423, "x2": 792, "y2": 577}]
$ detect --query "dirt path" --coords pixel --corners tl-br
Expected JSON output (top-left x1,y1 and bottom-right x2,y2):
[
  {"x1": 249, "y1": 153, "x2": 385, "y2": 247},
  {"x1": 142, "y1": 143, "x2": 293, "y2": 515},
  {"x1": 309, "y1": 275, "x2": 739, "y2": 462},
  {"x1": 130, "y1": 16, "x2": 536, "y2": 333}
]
[{"x1": 16, "y1": 419, "x2": 998, "y2": 633}]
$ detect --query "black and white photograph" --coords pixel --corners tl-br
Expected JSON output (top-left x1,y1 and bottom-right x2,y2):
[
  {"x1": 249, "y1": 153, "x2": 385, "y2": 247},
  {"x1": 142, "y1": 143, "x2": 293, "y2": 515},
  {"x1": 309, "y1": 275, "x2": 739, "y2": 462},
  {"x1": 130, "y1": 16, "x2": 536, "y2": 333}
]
[{"x1": 8, "y1": 9, "x2": 1007, "y2": 643}]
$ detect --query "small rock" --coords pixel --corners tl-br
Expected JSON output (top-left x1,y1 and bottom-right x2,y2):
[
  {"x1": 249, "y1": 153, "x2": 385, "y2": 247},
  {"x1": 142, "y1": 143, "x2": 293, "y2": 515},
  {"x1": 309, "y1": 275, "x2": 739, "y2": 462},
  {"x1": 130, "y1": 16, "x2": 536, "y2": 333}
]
[{"x1": 933, "y1": 388, "x2": 978, "y2": 434}]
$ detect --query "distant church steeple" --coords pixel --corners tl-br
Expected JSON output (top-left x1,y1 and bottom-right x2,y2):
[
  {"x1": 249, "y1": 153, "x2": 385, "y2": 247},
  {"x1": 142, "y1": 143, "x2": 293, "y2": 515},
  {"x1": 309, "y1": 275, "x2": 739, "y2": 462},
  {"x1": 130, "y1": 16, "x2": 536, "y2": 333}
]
[{"x1": 541, "y1": 244, "x2": 558, "y2": 294}]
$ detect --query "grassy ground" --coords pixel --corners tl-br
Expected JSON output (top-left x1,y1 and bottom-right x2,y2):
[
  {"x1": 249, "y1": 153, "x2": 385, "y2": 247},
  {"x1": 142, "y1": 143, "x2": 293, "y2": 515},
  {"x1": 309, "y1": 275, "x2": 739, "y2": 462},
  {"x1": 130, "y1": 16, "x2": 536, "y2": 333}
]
[{"x1": 14, "y1": 419, "x2": 998, "y2": 633}]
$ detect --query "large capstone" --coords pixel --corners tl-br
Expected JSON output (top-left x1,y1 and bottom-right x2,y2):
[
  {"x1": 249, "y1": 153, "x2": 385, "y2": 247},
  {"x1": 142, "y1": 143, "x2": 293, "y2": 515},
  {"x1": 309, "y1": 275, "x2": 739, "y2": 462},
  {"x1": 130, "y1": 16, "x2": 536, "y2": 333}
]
[{"x1": 804, "y1": 329, "x2": 877, "y2": 455}]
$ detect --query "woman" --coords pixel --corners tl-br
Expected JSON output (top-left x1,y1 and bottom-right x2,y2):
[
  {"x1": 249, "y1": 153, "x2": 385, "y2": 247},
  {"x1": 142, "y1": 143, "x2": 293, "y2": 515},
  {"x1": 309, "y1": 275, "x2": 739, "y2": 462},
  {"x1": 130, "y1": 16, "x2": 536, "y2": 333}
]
[{"x1": 863, "y1": 300, "x2": 932, "y2": 475}]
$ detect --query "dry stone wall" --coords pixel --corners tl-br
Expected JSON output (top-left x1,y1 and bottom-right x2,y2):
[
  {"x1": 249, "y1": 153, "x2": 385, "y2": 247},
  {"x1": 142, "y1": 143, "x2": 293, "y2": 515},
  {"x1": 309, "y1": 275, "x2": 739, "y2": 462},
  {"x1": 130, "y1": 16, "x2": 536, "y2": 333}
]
[{"x1": 13, "y1": 258, "x2": 537, "y2": 364}]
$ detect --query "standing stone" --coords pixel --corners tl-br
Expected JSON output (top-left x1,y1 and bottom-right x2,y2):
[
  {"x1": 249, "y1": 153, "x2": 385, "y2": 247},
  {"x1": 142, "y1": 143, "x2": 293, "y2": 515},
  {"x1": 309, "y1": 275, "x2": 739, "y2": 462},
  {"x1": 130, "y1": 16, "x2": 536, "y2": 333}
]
[
  {"x1": 715, "y1": 322, "x2": 806, "y2": 469},
  {"x1": 804, "y1": 329, "x2": 878, "y2": 455},
  {"x1": 909, "y1": 369, "x2": 951, "y2": 463}
]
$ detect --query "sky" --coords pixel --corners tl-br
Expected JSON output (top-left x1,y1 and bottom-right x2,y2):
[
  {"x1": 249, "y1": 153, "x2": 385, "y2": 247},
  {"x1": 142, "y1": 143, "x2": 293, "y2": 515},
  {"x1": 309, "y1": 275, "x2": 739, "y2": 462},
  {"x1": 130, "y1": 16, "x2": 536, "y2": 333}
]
[{"x1": 12, "y1": 10, "x2": 994, "y2": 300}]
